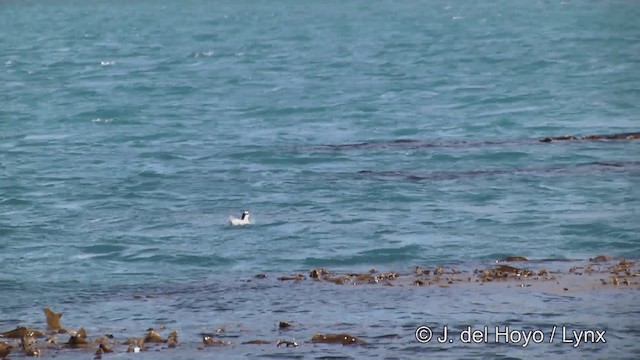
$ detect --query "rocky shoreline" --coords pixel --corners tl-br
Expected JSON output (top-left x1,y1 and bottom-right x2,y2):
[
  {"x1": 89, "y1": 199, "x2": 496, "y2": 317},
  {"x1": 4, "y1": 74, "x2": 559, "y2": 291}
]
[{"x1": 1, "y1": 256, "x2": 638, "y2": 359}]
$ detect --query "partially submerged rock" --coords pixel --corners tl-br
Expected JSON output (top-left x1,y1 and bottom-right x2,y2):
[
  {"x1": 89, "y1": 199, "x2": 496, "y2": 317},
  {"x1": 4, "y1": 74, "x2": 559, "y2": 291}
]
[
  {"x1": 144, "y1": 328, "x2": 164, "y2": 343},
  {"x1": 0, "y1": 341, "x2": 12, "y2": 359},
  {"x1": 498, "y1": 256, "x2": 529, "y2": 262},
  {"x1": 309, "y1": 268, "x2": 330, "y2": 279},
  {"x1": 310, "y1": 333, "x2": 364, "y2": 345},
  {"x1": 97, "y1": 342, "x2": 113, "y2": 353},
  {"x1": 167, "y1": 330, "x2": 178, "y2": 348},
  {"x1": 0, "y1": 327, "x2": 43, "y2": 339},
  {"x1": 278, "y1": 274, "x2": 305, "y2": 281},
  {"x1": 278, "y1": 321, "x2": 293, "y2": 329},
  {"x1": 67, "y1": 328, "x2": 88, "y2": 348},
  {"x1": 125, "y1": 338, "x2": 144, "y2": 353},
  {"x1": 21, "y1": 336, "x2": 41, "y2": 356},
  {"x1": 590, "y1": 255, "x2": 613, "y2": 262},
  {"x1": 540, "y1": 132, "x2": 640, "y2": 142},
  {"x1": 242, "y1": 339, "x2": 271, "y2": 345},
  {"x1": 202, "y1": 335, "x2": 231, "y2": 346}
]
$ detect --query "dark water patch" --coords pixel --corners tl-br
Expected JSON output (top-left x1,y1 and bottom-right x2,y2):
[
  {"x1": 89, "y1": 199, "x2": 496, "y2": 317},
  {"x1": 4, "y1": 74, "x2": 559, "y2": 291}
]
[
  {"x1": 591, "y1": 161, "x2": 628, "y2": 168},
  {"x1": 162, "y1": 84, "x2": 198, "y2": 96},
  {"x1": 357, "y1": 169, "x2": 506, "y2": 182},
  {"x1": 137, "y1": 170, "x2": 166, "y2": 178},
  {"x1": 138, "y1": 151, "x2": 186, "y2": 161},
  {"x1": 307, "y1": 132, "x2": 640, "y2": 152},
  {"x1": 317, "y1": 138, "x2": 528, "y2": 151},
  {"x1": 256, "y1": 354, "x2": 306, "y2": 359},
  {"x1": 0, "y1": 225, "x2": 16, "y2": 238},
  {"x1": 356, "y1": 161, "x2": 640, "y2": 182},
  {"x1": 0, "y1": 279, "x2": 25, "y2": 292},
  {"x1": 316, "y1": 139, "x2": 426, "y2": 150},
  {"x1": 329, "y1": 218, "x2": 368, "y2": 225},
  {"x1": 472, "y1": 150, "x2": 530, "y2": 162},
  {"x1": 79, "y1": 244, "x2": 127, "y2": 254}
]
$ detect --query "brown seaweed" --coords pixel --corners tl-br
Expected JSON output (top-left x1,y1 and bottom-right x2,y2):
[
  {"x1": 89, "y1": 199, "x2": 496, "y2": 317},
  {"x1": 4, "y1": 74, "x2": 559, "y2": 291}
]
[
  {"x1": 144, "y1": 329, "x2": 164, "y2": 343},
  {"x1": 167, "y1": 331, "x2": 178, "y2": 348},
  {"x1": 67, "y1": 328, "x2": 88, "y2": 348},
  {"x1": 202, "y1": 335, "x2": 231, "y2": 346},
  {"x1": 0, "y1": 327, "x2": 43, "y2": 339},
  {"x1": 0, "y1": 342, "x2": 11, "y2": 359},
  {"x1": 20, "y1": 336, "x2": 40, "y2": 357},
  {"x1": 43, "y1": 308, "x2": 64, "y2": 333},
  {"x1": 0, "y1": 256, "x2": 636, "y2": 358}
]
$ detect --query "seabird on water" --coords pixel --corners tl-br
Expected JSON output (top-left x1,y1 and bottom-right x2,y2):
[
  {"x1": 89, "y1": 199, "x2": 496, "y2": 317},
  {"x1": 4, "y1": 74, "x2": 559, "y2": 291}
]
[{"x1": 228, "y1": 211, "x2": 251, "y2": 226}]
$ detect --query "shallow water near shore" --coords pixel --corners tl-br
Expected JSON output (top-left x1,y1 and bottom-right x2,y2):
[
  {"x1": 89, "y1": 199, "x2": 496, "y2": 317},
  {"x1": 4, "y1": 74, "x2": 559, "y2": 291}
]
[
  {"x1": 1, "y1": 261, "x2": 639, "y2": 359},
  {"x1": 1, "y1": 0, "x2": 640, "y2": 358}
]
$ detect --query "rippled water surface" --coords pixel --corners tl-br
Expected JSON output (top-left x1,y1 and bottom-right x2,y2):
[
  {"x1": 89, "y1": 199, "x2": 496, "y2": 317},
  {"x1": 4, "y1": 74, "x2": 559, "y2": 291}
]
[{"x1": 1, "y1": 0, "x2": 639, "y2": 358}]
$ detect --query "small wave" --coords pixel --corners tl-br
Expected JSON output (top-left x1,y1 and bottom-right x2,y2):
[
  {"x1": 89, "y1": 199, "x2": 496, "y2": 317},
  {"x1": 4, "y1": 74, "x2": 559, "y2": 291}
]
[
  {"x1": 118, "y1": 252, "x2": 232, "y2": 267},
  {"x1": 357, "y1": 161, "x2": 640, "y2": 182},
  {"x1": 72, "y1": 253, "x2": 102, "y2": 260},
  {"x1": 0, "y1": 279, "x2": 26, "y2": 292},
  {"x1": 0, "y1": 227, "x2": 15, "y2": 237},
  {"x1": 0, "y1": 197, "x2": 31, "y2": 206},
  {"x1": 138, "y1": 151, "x2": 185, "y2": 161},
  {"x1": 137, "y1": 170, "x2": 164, "y2": 178},
  {"x1": 304, "y1": 244, "x2": 424, "y2": 267},
  {"x1": 22, "y1": 134, "x2": 70, "y2": 141},
  {"x1": 189, "y1": 50, "x2": 215, "y2": 58},
  {"x1": 80, "y1": 244, "x2": 127, "y2": 254}
]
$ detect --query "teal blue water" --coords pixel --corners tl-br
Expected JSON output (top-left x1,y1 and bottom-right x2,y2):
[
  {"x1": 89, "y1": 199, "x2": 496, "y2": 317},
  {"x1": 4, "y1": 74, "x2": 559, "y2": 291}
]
[{"x1": 1, "y1": 0, "x2": 639, "y2": 358}]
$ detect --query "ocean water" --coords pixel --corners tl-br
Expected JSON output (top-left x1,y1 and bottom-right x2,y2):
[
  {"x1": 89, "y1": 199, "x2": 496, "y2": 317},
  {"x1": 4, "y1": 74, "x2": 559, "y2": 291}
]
[{"x1": 1, "y1": 0, "x2": 639, "y2": 358}]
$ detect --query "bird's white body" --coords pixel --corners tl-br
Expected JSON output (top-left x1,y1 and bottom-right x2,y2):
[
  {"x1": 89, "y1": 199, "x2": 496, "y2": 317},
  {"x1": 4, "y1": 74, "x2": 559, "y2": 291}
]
[{"x1": 229, "y1": 211, "x2": 251, "y2": 226}]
